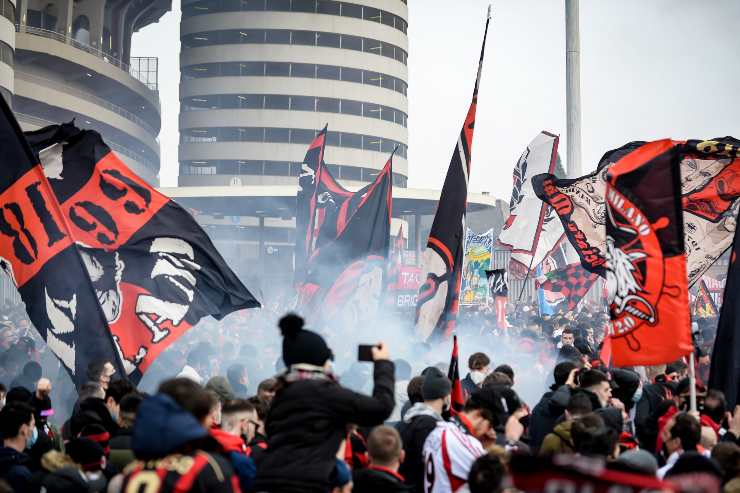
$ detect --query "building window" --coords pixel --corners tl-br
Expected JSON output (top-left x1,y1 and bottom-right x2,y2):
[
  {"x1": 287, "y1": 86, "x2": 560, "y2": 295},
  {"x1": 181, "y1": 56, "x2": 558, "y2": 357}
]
[
  {"x1": 266, "y1": 30, "x2": 291, "y2": 44},
  {"x1": 291, "y1": 30, "x2": 316, "y2": 45},
  {"x1": 265, "y1": 127, "x2": 290, "y2": 143},
  {"x1": 316, "y1": 32, "x2": 340, "y2": 48},
  {"x1": 264, "y1": 94, "x2": 290, "y2": 109},
  {"x1": 316, "y1": 65, "x2": 340, "y2": 80},
  {"x1": 265, "y1": 62, "x2": 290, "y2": 76}
]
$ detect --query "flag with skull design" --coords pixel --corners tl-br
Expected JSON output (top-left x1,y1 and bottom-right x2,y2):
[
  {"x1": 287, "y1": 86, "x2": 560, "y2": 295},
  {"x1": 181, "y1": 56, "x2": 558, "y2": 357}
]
[
  {"x1": 0, "y1": 109, "x2": 260, "y2": 388},
  {"x1": 605, "y1": 140, "x2": 692, "y2": 367}
]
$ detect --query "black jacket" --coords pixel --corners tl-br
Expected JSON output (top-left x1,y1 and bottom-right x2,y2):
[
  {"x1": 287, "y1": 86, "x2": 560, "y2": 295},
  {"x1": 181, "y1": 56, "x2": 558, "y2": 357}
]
[
  {"x1": 461, "y1": 373, "x2": 477, "y2": 397},
  {"x1": 396, "y1": 403, "x2": 442, "y2": 493},
  {"x1": 353, "y1": 466, "x2": 411, "y2": 493},
  {"x1": 529, "y1": 385, "x2": 571, "y2": 451},
  {"x1": 70, "y1": 397, "x2": 119, "y2": 437},
  {"x1": 0, "y1": 446, "x2": 32, "y2": 493},
  {"x1": 254, "y1": 360, "x2": 395, "y2": 493}
]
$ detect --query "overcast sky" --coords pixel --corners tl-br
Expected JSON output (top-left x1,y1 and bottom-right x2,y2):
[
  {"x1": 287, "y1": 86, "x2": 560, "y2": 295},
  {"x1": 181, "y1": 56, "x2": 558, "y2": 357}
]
[{"x1": 132, "y1": 0, "x2": 740, "y2": 201}]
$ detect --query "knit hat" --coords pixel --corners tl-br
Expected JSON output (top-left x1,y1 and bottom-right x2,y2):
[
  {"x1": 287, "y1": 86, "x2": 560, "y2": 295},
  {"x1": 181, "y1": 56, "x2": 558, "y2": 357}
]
[
  {"x1": 67, "y1": 437, "x2": 105, "y2": 472},
  {"x1": 613, "y1": 449, "x2": 658, "y2": 476},
  {"x1": 78, "y1": 423, "x2": 111, "y2": 456},
  {"x1": 421, "y1": 369, "x2": 452, "y2": 401},
  {"x1": 279, "y1": 314, "x2": 333, "y2": 367},
  {"x1": 205, "y1": 376, "x2": 235, "y2": 403}
]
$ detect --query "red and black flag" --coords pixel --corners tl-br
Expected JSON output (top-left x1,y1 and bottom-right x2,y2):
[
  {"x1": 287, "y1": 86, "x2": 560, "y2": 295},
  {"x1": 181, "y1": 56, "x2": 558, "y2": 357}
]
[
  {"x1": 535, "y1": 263, "x2": 598, "y2": 312},
  {"x1": 709, "y1": 215, "x2": 740, "y2": 408},
  {"x1": 2, "y1": 109, "x2": 260, "y2": 388},
  {"x1": 386, "y1": 224, "x2": 405, "y2": 292},
  {"x1": 485, "y1": 269, "x2": 508, "y2": 329},
  {"x1": 297, "y1": 156, "x2": 393, "y2": 328},
  {"x1": 694, "y1": 279, "x2": 718, "y2": 318},
  {"x1": 415, "y1": 9, "x2": 489, "y2": 341},
  {"x1": 605, "y1": 140, "x2": 692, "y2": 367},
  {"x1": 447, "y1": 334, "x2": 465, "y2": 415}
]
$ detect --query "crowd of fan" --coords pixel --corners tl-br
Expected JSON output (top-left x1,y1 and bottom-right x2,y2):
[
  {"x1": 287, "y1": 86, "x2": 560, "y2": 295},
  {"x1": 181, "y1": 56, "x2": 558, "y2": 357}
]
[{"x1": 0, "y1": 303, "x2": 737, "y2": 492}]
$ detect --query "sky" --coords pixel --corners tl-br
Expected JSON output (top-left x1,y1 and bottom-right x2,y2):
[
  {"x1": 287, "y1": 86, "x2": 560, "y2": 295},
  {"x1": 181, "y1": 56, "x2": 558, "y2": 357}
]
[{"x1": 132, "y1": 0, "x2": 740, "y2": 201}]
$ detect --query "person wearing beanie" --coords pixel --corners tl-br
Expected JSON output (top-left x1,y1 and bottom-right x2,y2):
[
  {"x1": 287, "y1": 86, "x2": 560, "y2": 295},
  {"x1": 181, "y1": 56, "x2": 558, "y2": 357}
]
[
  {"x1": 610, "y1": 449, "x2": 659, "y2": 476},
  {"x1": 397, "y1": 368, "x2": 451, "y2": 493},
  {"x1": 254, "y1": 314, "x2": 395, "y2": 493},
  {"x1": 205, "y1": 376, "x2": 236, "y2": 404}
]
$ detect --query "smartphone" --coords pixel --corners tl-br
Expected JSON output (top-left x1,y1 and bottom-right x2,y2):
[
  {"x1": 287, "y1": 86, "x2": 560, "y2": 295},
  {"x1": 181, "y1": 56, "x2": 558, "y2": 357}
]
[{"x1": 358, "y1": 344, "x2": 376, "y2": 362}]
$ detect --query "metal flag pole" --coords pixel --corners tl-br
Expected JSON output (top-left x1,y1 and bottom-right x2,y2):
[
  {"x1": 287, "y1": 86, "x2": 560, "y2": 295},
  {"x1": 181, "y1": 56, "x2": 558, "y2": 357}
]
[
  {"x1": 689, "y1": 351, "x2": 698, "y2": 413},
  {"x1": 565, "y1": 0, "x2": 582, "y2": 178}
]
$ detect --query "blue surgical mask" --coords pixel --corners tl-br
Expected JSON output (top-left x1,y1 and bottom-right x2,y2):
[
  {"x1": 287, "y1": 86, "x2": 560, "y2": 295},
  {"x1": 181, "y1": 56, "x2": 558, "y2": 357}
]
[
  {"x1": 26, "y1": 426, "x2": 38, "y2": 449},
  {"x1": 632, "y1": 385, "x2": 643, "y2": 403}
]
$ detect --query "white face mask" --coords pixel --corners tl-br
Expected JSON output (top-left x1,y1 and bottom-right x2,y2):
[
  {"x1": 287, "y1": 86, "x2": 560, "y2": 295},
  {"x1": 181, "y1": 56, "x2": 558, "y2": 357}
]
[{"x1": 470, "y1": 370, "x2": 488, "y2": 385}]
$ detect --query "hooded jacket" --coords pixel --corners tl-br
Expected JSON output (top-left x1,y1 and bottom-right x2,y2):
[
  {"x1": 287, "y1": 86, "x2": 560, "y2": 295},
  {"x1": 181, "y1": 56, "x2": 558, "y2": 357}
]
[
  {"x1": 254, "y1": 360, "x2": 395, "y2": 493},
  {"x1": 70, "y1": 397, "x2": 119, "y2": 438},
  {"x1": 211, "y1": 428, "x2": 256, "y2": 493},
  {"x1": 353, "y1": 466, "x2": 411, "y2": 493},
  {"x1": 396, "y1": 403, "x2": 444, "y2": 493},
  {"x1": 0, "y1": 446, "x2": 32, "y2": 493},
  {"x1": 119, "y1": 394, "x2": 238, "y2": 493},
  {"x1": 539, "y1": 420, "x2": 575, "y2": 456}
]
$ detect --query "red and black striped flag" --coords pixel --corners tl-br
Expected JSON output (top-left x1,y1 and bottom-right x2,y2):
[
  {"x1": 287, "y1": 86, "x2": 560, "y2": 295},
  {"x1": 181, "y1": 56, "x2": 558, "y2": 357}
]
[
  {"x1": 0, "y1": 100, "x2": 259, "y2": 387},
  {"x1": 447, "y1": 335, "x2": 465, "y2": 415},
  {"x1": 694, "y1": 279, "x2": 718, "y2": 318},
  {"x1": 415, "y1": 9, "x2": 490, "y2": 341},
  {"x1": 536, "y1": 263, "x2": 598, "y2": 312}
]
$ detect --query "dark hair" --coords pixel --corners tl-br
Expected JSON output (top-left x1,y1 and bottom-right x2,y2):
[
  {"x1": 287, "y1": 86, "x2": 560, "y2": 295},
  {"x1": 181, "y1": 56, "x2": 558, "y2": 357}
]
[
  {"x1": 5, "y1": 386, "x2": 32, "y2": 405},
  {"x1": 22, "y1": 361, "x2": 42, "y2": 380},
  {"x1": 0, "y1": 402, "x2": 34, "y2": 439},
  {"x1": 158, "y1": 378, "x2": 213, "y2": 422},
  {"x1": 222, "y1": 398, "x2": 255, "y2": 416},
  {"x1": 226, "y1": 364, "x2": 246, "y2": 386},
  {"x1": 257, "y1": 378, "x2": 277, "y2": 393},
  {"x1": 553, "y1": 361, "x2": 578, "y2": 387},
  {"x1": 571, "y1": 413, "x2": 618, "y2": 457},
  {"x1": 670, "y1": 412, "x2": 701, "y2": 451},
  {"x1": 366, "y1": 425, "x2": 402, "y2": 465},
  {"x1": 562, "y1": 328, "x2": 574, "y2": 336},
  {"x1": 468, "y1": 352, "x2": 491, "y2": 371},
  {"x1": 0, "y1": 382, "x2": 5, "y2": 394},
  {"x1": 557, "y1": 345, "x2": 583, "y2": 364},
  {"x1": 579, "y1": 369, "x2": 609, "y2": 390},
  {"x1": 493, "y1": 364, "x2": 514, "y2": 382},
  {"x1": 703, "y1": 389, "x2": 726, "y2": 425},
  {"x1": 711, "y1": 442, "x2": 740, "y2": 481},
  {"x1": 86, "y1": 361, "x2": 106, "y2": 381},
  {"x1": 407, "y1": 376, "x2": 424, "y2": 404},
  {"x1": 105, "y1": 379, "x2": 135, "y2": 405},
  {"x1": 394, "y1": 359, "x2": 412, "y2": 381},
  {"x1": 482, "y1": 372, "x2": 513, "y2": 387},
  {"x1": 567, "y1": 392, "x2": 593, "y2": 417},
  {"x1": 468, "y1": 454, "x2": 506, "y2": 493},
  {"x1": 119, "y1": 393, "x2": 143, "y2": 416},
  {"x1": 78, "y1": 382, "x2": 104, "y2": 401},
  {"x1": 247, "y1": 396, "x2": 269, "y2": 421}
]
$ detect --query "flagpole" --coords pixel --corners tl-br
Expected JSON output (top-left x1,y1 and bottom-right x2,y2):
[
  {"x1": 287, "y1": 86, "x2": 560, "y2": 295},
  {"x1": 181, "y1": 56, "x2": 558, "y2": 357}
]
[
  {"x1": 689, "y1": 351, "x2": 697, "y2": 413},
  {"x1": 517, "y1": 255, "x2": 536, "y2": 303}
]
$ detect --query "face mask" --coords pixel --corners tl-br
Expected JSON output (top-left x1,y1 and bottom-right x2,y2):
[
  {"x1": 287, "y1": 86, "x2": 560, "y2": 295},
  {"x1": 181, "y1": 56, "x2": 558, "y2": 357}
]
[
  {"x1": 26, "y1": 426, "x2": 38, "y2": 449},
  {"x1": 470, "y1": 370, "x2": 487, "y2": 385},
  {"x1": 110, "y1": 411, "x2": 119, "y2": 423},
  {"x1": 632, "y1": 385, "x2": 643, "y2": 403}
]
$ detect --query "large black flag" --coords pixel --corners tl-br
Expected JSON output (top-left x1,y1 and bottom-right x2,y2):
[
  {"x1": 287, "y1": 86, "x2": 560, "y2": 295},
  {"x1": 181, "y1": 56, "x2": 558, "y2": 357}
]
[
  {"x1": 709, "y1": 211, "x2": 740, "y2": 408},
  {"x1": 415, "y1": 9, "x2": 489, "y2": 341},
  {"x1": 0, "y1": 109, "x2": 259, "y2": 387},
  {"x1": 297, "y1": 157, "x2": 393, "y2": 327}
]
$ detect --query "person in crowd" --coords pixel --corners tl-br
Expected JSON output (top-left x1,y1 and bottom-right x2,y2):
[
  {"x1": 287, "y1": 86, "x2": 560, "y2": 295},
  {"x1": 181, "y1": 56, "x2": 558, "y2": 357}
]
[
  {"x1": 206, "y1": 376, "x2": 236, "y2": 404},
  {"x1": 560, "y1": 328, "x2": 575, "y2": 348},
  {"x1": 539, "y1": 392, "x2": 593, "y2": 455},
  {"x1": 227, "y1": 363, "x2": 249, "y2": 398},
  {"x1": 493, "y1": 364, "x2": 514, "y2": 385},
  {"x1": 461, "y1": 352, "x2": 491, "y2": 396},
  {"x1": 529, "y1": 361, "x2": 578, "y2": 450},
  {"x1": 658, "y1": 411, "x2": 702, "y2": 478},
  {"x1": 212, "y1": 399, "x2": 257, "y2": 492},
  {"x1": 109, "y1": 392, "x2": 143, "y2": 471},
  {"x1": 353, "y1": 425, "x2": 409, "y2": 492},
  {"x1": 110, "y1": 377, "x2": 239, "y2": 493},
  {"x1": 400, "y1": 375, "x2": 424, "y2": 421},
  {"x1": 257, "y1": 377, "x2": 278, "y2": 405},
  {"x1": 176, "y1": 344, "x2": 211, "y2": 385},
  {"x1": 0, "y1": 402, "x2": 36, "y2": 492},
  {"x1": 330, "y1": 459, "x2": 353, "y2": 493},
  {"x1": 253, "y1": 314, "x2": 395, "y2": 493},
  {"x1": 571, "y1": 413, "x2": 619, "y2": 459},
  {"x1": 87, "y1": 361, "x2": 116, "y2": 391},
  {"x1": 104, "y1": 379, "x2": 136, "y2": 425},
  {"x1": 66, "y1": 437, "x2": 108, "y2": 490},
  {"x1": 397, "y1": 368, "x2": 450, "y2": 493},
  {"x1": 9, "y1": 361, "x2": 42, "y2": 392},
  {"x1": 391, "y1": 359, "x2": 413, "y2": 422},
  {"x1": 70, "y1": 381, "x2": 119, "y2": 438},
  {"x1": 28, "y1": 377, "x2": 63, "y2": 468},
  {"x1": 576, "y1": 369, "x2": 613, "y2": 410},
  {"x1": 467, "y1": 453, "x2": 507, "y2": 493},
  {"x1": 422, "y1": 387, "x2": 501, "y2": 493},
  {"x1": 0, "y1": 383, "x2": 6, "y2": 411},
  {"x1": 482, "y1": 371, "x2": 513, "y2": 388},
  {"x1": 609, "y1": 448, "x2": 659, "y2": 477}
]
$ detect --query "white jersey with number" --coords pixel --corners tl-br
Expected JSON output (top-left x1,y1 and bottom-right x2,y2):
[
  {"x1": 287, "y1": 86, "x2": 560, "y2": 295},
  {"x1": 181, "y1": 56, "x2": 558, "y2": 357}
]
[{"x1": 422, "y1": 418, "x2": 485, "y2": 493}]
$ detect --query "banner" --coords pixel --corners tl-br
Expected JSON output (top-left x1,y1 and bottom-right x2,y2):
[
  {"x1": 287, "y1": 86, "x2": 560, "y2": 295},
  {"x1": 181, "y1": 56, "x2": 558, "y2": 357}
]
[
  {"x1": 415, "y1": 11, "x2": 489, "y2": 341},
  {"x1": 709, "y1": 209, "x2": 740, "y2": 408},
  {"x1": 694, "y1": 279, "x2": 718, "y2": 318},
  {"x1": 534, "y1": 137, "x2": 740, "y2": 286},
  {"x1": 5, "y1": 116, "x2": 259, "y2": 387},
  {"x1": 605, "y1": 140, "x2": 692, "y2": 367},
  {"x1": 298, "y1": 157, "x2": 393, "y2": 328},
  {"x1": 499, "y1": 131, "x2": 564, "y2": 276},
  {"x1": 536, "y1": 263, "x2": 598, "y2": 313},
  {"x1": 461, "y1": 228, "x2": 493, "y2": 305}
]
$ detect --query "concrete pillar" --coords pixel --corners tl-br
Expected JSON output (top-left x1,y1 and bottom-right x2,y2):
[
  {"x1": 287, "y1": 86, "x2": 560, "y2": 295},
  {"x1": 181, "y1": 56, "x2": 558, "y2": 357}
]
[
  {"x1": 17, "y1": 0, "x2": 27, "y2": 27},
  {"x1": 565, "y1": 0, "x2": 582, "y2": 177},
  {"x1": 56, "y1": 0, "x2": 74, "y2": 40}
]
